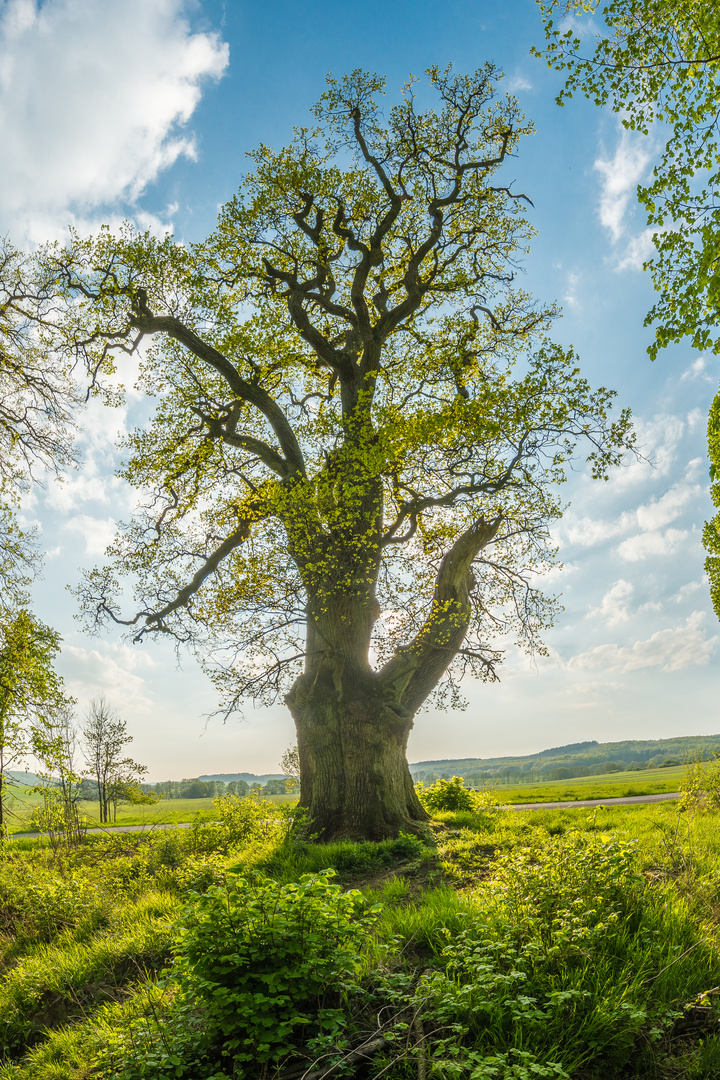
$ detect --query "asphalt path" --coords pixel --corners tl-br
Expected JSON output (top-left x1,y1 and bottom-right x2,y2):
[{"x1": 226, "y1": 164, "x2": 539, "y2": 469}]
[
  {"x1": 503, "y1": 791, "x2": 681, "y2": 811},
  {"x1": 10, "y1": 821, "x2": 195, "y2": 840},
  {"x1": 8, "y1": 791, "x2": 682, "y2": 839}
]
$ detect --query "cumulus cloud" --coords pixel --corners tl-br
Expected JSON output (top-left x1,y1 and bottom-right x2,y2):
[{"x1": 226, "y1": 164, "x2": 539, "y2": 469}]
[
  {"x1": 64, "y1": 513, "x2": 117, "y2": 556},
  {"x1": 0, "y1": 0, "x2": 229, "y2": 243},
  {"x1": 563, "y1": 480, "x2": 699, "y2": 551},
  {"x1": 594, "y1": 128, "x2": 653, "y2": 243},
  {"x1": 568, "y1": 611, "x2": 717, "y2": 673},
  {"x1": 635, "y1": 482, "x2": 702, "y2": 531},
  {"x1": 682, "y1": 357, "x2": 714, "y2": 383},
  {"x1": 615, "y1": 227, "x2": 657, "y2": 271},
  {"x1": 617, "y1": 526, "x2": 689, "y2": 562},
  {"x1": 61, "y1": 642, "x2": 157, "y2": 713},
  {"x1": 589, "y1": 579, "x2": 634, "y2": 627},
  {"x1": 674, "y1": 578, "x2": 707, "y2": 604}
]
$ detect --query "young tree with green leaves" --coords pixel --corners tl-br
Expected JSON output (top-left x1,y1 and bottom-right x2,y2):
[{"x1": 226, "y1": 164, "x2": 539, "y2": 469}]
[
  {"x1": 81, "y1": 696, "x2": 146, "y2": 824},
  {"x1": 41, "y1": 67, "x2": 633, "y2": 840},
  {"x1": 31, "y1": 700, "x2": 86, "y2": 848},
  {"x1": 0, "y1": 609, "x2": 65, "y2": 837},
  {"x1": 535, "y1": 0, "x2": 720, "y2": 616},
  {"x1": 281, "y1": 744, "x2": 301, "y2": 793}
]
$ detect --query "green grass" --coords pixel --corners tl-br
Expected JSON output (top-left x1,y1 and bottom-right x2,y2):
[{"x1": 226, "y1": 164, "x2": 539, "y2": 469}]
[
  {"x1": 499, "y1": 764, "x2": 684, "y2": 803},
  {"x1": 7, "y1": 793, "x2": 298, "y2": 834},
  {"x1": 3, "y1": 797, "x2": 720, "y2": 1079}
]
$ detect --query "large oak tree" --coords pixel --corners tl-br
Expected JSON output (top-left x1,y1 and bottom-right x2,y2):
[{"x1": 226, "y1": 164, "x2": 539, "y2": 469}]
[{"x1": 42, "y1": 67, "x2": 632, "y2": 840}]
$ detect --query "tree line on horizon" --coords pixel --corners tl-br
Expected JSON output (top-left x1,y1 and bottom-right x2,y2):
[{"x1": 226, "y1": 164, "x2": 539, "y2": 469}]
[{"x1": 143, "y1": 776, "x2": 296, "y2": 799}]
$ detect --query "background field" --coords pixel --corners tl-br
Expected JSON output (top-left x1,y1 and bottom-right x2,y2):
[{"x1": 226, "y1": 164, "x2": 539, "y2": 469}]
[
  {"x1": 4, "y1": 766, "x2": 685, "y2": 834},
  {"x1": 498, "y1": 764, "x2": 684, "y2": 804},
  {"x1": 5, "y1": 789, "x2": 298, "y2": 834}
]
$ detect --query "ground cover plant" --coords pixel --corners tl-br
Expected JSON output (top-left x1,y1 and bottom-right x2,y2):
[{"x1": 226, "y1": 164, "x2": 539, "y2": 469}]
[{"x1": 2, "y1": 784, "x2": 720, "y2": 1078}]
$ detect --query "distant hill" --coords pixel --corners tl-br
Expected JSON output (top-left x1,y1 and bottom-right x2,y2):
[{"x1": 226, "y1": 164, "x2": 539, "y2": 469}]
[
  {"x1": 409, "y1": 733, "x2": 720, "y2": 782},
  {"x1": 6, "y1": 771, "x2": 46, "y2": 787}
]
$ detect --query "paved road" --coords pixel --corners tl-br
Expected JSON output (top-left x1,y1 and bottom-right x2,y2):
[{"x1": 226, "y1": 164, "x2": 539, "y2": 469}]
[
  {"x1": 504, "y1": 791, "x2": 681, "y2": 811},
  {"x1": 9, "y1": 792, "x2": 682, "y2": 839},
  {"x1": 10, "y1": 821, "x2": 195, "y2": 840}
]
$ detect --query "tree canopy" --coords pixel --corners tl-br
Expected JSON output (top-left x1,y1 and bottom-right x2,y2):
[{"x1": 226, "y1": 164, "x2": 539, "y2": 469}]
[
  {"x1": 38, "y1": 66, "x2": 633, "y2": 839},
  {"x1": 536, "y1": 0, "x2": 720, "y2": 358},
  {"x1": 0, "y1": 609, "x2": 66, "y2": 836},
  {"x1": 0, "y1": 240, "x2": 80, "y2": 609},
  {"x1": 535, "y1": 0, "x2": 720, "y2": 616}
]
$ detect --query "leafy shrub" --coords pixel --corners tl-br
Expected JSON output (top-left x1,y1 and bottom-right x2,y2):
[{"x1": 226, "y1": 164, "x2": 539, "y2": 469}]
[
  {"x1": 490, "y1": 832, "x2": 640, "y2": 950},
  {"x1": 0, "y1": 871, "x2": 106, "y2": 949},
  {"x1": 171, "y1": 870, "x2": 376, "y2": 1072},
  {"x1": 212, "y1": 792, "x2": 281, "y2": 845},
  {"x1": 417, "y1": 776, "x2": 475, "y2": 812},
  {"x1": 680, "y1": 757, "x2": 720, "y2": 811}
]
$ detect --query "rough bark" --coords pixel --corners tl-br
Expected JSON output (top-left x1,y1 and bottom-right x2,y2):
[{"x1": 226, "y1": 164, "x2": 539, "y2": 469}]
[
  {"x1": 284, "y1": 518, "x2": 501, "y2": 841},
  {"x1": 286, "y1": 669, "x2": 428, "y2": 841}
]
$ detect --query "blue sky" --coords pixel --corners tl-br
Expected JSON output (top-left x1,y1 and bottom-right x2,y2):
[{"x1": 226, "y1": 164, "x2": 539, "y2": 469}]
[{"x1": 1, "y1": 0, "x2": 716, "y2": 779}]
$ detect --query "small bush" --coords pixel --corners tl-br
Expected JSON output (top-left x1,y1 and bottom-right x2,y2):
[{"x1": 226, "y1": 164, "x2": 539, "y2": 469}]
[
  {"x1": 212, "y1": 792, "x2": 281, "y2": 846},
  {"x1": 416, "y1": 776, "x2": 475, "y2": 812},
  {"x1": 680, "y1": 757, "x2": 720, "y2": 811},
  {"x1": 170, "y1": 870, "x2": 377, "y2": 1072}
]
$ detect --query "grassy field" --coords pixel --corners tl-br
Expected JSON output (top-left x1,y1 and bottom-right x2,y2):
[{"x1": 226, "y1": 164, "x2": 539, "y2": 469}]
[
  {"x1": 499, "y1": 764, "x2": 684, "y2": 803},
  {"x1": 5, "y1": 768, "x2": 683, "y2": 835},
  {"x1": 5, "y1": 789, "x2": 298, "y2": 834},
  {"x1": 2, "y1": 791, "x2": 720, "y2": 1078}
]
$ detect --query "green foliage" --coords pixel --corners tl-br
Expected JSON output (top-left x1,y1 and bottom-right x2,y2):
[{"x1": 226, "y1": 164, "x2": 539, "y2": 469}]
[
  {"x1": 416, "y1": 776, "x2": 476, "y2": 812},
  {"x1": 0, "y1": 610, "x2": 67, "y2": 838},
  {"x1": 5, "y1": 801, "x2": 720, "y2": 1079},
  {"x1": 170, "y1": 871, "x2": 375, "y2": 1071},
  {"x1": 536, "y1": 0, "x2": 720, "y2": 353},
  {"x1": 212, "y1": 791, "x2": 283, "y2": 846},
  {"x1": 416, "y1": 777, "x2": 501, "y2": 821},
  {"x1": 679, "y1": 755, "x2": 720, "y2": 812},
  {"x1": 40, "y1": 67, "x2": 633, "y2": 731}
]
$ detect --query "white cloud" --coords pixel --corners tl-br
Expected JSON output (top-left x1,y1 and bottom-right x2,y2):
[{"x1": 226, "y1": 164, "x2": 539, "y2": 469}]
[
  {"x1": 562, "y1": 478, "x2": 699, "y2": 551},
  {"x1": 64, "y1": 513, "x2": 117, "y2": 556},
  {"x1": 564, "y1": 270, "x2": 580, "y2": 308},
  {"x1": 507, "y1": 74, "x2": 532, "y2": 92},
  {"x1": 682, "y1": 357, "x2": 713, "y2": 384},
  {"x1": 635, "y1": 482, "x2": 701, "y2": 531},
  {"x1": 589, "y1": 579, "x2": 634, "y2": 627},
  {"x1": 594, "y1": 128, "x2": 653, "y2": 243},
  {"x1": 62, "y1": 642, "x2": 157, "y2": 713},
  {"x1": 617, "y1": 526, "x2": 689, "y2": 562},
  {"x1": 688, "y1": 410, "x2": 706, "y2": 434},
  {"x1": 673, "y1": 578, "x2": 707, "y2": 604},
  {"x1": 0, "y1": 0, "x2": 229, "y2": 243},
  {"x1": 568, "y1": 611, "x2": 717, "y2": 673},
  {"x1": 615, "y1": 227, "x2": 657, "y2": 271},
  {"x1": 562, "y1": 511, "x2": 633, "y2": 547}
]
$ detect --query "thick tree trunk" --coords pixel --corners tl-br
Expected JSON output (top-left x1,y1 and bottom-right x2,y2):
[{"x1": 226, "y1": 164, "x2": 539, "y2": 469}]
[{"x1": 285, "y1": 671, "x2": 429, "y2": 842}]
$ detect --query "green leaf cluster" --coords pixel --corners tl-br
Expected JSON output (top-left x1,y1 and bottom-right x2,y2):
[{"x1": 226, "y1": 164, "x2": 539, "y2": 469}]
[{"x1": 170, "y1": 870, "x2": 375, "y2": 1071}]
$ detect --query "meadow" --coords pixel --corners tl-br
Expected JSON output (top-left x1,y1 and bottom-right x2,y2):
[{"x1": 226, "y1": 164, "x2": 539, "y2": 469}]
[
  {"x1": 1, "y1": 782, "x2": 719, "y2": 1079},
  {"x1": 4, "y1": 790, "x2": 297, "y2": 834},
  {"x1": 4, "y1": 768, "x2": 684, "y2": 836},
  {"x1": 499, "y1": 764, "x2": 684, "y2": 804}
]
